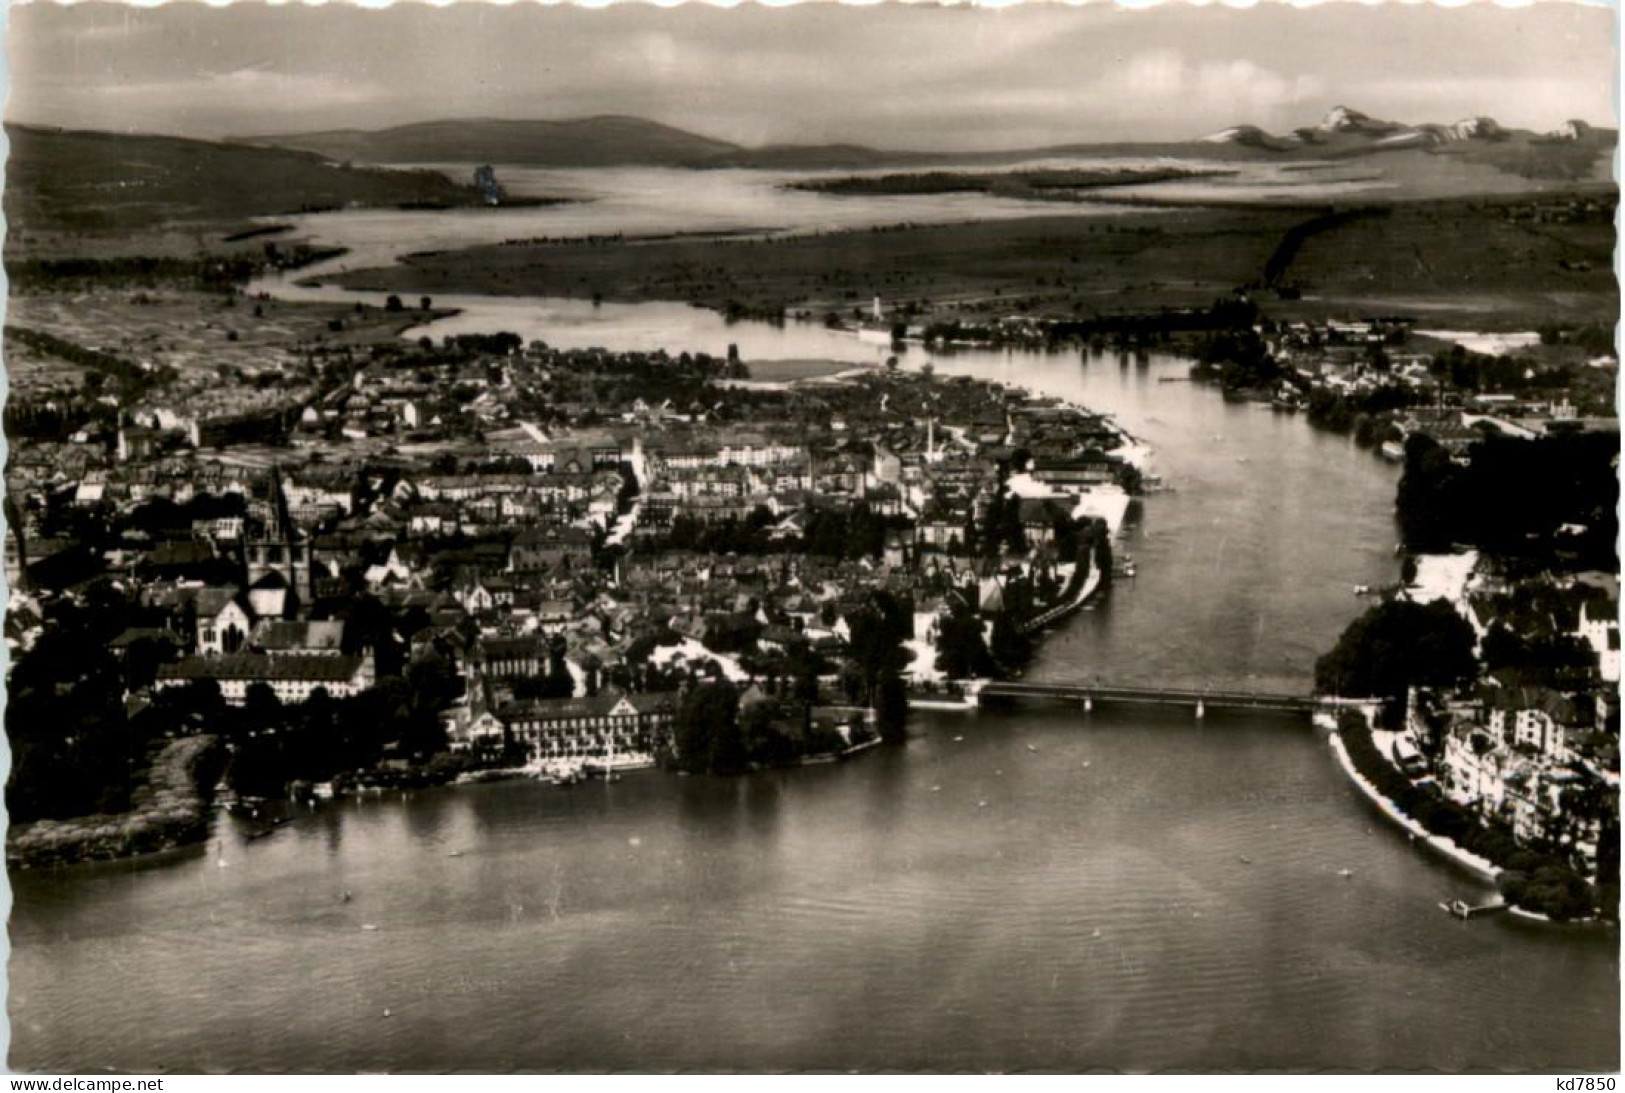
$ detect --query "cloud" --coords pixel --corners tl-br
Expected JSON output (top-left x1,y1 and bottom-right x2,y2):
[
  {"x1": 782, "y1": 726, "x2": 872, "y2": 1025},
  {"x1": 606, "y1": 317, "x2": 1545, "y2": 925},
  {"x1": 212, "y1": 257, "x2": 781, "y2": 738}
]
[
  {"x1": 90, "y1": 68, "x2": 386, "y2": 109},
  {"x1": 4, "y1": 2, "x2": 1612, "y2": 146},
  {"x1": 1123, "y1": 49, "x2": 1188, "y2": 100},
  {"x1": 1104, "y1": 49, "x2": 1325, "y2": 120},
  {"x1": 1363, "y1": 75, "x2": 1617, "y2": 129}
]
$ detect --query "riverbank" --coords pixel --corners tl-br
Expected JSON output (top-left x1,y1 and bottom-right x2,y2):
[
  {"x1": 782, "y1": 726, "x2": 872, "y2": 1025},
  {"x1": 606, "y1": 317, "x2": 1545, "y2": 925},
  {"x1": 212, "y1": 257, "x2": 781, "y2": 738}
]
[
  {"x1": 1327, "y1": 730, "x2": 1501, "y2": 883},
  {"x1": 1021, "y1": 557, "x2": 1107, "y2": 636},
  {"x1": 1331, "y1": 717, "x2": 1612, "y2": 924},
  {"x1": 7, "y1": 735, "x2": 225, "y2": 869}
]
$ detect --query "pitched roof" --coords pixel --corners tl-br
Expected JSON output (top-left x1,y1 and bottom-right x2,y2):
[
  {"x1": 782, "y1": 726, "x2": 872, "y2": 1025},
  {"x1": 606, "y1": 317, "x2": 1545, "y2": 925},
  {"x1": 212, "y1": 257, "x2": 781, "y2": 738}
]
[
  {"x1": 110, "y1": 627, "x2": 183, "y2": 650},
  {"x1": 251, "y1": 619, "x2": 346, "y2": 653},
  {"x1": 495, "y1": 690, "x2": 677, "y2": 722},
  {"x1": 158, "y1": 653, "x2": 365, "y2": 683},
  {"x1": 194, "y1": 588, "x2": 245, "y2": 619}
]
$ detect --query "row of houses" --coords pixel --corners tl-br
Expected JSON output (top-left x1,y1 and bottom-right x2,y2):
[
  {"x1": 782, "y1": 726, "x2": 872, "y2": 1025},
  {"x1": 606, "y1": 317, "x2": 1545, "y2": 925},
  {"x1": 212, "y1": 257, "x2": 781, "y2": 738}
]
[
  {"x1": 154, "y1": 650, "x2": 375, "y2": 705},
  {"x1": 446, "y1": 691, "x2": 678, "y2": 765}
]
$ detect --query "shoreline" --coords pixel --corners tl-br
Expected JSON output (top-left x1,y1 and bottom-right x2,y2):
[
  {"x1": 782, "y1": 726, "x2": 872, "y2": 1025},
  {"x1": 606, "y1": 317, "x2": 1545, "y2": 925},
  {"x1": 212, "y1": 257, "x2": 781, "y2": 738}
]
[
  {"x1": 16, "y1": 350, "x2": 1138, "y2": 867},
  {"x1": 6, "y1": 736, "x2": 225, "y2": 870}
]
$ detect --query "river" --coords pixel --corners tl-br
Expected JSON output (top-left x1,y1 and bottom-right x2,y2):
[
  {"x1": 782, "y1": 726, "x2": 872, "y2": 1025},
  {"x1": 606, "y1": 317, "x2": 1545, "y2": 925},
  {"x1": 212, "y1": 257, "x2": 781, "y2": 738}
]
[{"x1": 7, "y1": 185, "x2": 1618, "y2": 1071}]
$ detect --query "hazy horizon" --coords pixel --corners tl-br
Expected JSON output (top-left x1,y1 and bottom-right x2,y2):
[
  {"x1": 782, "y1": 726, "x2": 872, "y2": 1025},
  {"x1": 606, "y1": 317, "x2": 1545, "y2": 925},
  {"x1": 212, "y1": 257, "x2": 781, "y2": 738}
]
[{"x1": 5, "y1": 1, "x2": 1618, "y2": 152}]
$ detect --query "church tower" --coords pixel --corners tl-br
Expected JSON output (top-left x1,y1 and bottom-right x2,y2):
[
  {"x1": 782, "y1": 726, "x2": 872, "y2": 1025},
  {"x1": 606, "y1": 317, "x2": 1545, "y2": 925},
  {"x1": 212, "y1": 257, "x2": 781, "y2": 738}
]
[{"x1": 244, "y1": 464, "x2": 312, "y2": 608}]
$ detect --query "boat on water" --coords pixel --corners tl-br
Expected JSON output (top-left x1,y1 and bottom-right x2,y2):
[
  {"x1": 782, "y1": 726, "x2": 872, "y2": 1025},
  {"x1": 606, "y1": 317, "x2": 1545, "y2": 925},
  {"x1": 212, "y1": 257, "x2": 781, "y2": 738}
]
[
  {"x1": 585, "y1": 737, "x2": 644, "y2": 782},
  {"x1": 455, "y1": 767, "x2": 530, "y2": 785},
  {"x1": 1438, "y1": 896, "x2": 1505, "y2": 920}
]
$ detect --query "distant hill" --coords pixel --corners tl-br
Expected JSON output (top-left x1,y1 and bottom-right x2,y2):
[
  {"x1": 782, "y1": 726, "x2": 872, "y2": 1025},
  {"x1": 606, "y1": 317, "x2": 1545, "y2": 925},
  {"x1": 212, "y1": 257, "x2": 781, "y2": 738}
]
[
  {"x1": 4, "y1": 123, "x2": 493, "y2": 236},
  {"x1": 1200, "y1": 126, "x2": 1301, "y2": 153},
  {"x1": 15, "y1": 107, "x2": 1606, "y2": 242},
  {"x1": 244, "y1": 115, "x2": 1321, "y2": 170},
  {"x1": 241, "y1": 115, "x2": 743, "y2": 168},
  {"x1": 1203, "y1": 105, "x2": 1616, "y2": 169}
]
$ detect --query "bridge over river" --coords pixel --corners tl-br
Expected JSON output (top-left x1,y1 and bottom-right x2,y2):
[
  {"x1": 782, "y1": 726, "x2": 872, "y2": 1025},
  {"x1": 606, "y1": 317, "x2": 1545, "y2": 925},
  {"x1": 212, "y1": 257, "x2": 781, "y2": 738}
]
[{"x1": 968, "y1": 679, "x2": 1330, "y2": 718}]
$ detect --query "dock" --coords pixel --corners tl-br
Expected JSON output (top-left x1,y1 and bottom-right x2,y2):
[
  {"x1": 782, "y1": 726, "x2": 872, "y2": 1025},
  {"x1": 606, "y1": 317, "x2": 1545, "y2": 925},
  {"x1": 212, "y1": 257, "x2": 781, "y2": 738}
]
[{"x1": 1440, "y1": 897, "x2": 1508, "y2": 920}]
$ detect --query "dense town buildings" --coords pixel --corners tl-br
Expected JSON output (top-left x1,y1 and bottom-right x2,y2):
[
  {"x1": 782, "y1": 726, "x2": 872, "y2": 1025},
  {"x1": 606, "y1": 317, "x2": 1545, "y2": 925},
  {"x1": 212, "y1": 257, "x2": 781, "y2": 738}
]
[
  {"x1": 6, "y1": 290, "x2": 1615, "y2": 915},
  {"x1": 6, "y1": 331, "x2": 1137, "y2": 820}
]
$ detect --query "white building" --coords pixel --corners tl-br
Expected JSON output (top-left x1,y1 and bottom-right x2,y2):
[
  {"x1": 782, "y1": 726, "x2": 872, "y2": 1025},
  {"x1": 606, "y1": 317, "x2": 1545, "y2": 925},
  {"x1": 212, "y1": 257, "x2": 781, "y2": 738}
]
[
  {"x1": 155, "y1": 652, "x2": 374, "y2": 705},
  {"x1": 1576, "y1": 600, "x2": 1620, "y2": 683}
]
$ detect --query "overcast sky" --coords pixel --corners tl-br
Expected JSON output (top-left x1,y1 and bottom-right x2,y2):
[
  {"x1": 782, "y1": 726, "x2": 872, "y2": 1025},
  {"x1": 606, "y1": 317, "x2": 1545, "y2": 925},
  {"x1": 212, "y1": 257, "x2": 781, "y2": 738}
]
[{"x1": 6, "y1": 1, "x2": 1616, "y2": 149}]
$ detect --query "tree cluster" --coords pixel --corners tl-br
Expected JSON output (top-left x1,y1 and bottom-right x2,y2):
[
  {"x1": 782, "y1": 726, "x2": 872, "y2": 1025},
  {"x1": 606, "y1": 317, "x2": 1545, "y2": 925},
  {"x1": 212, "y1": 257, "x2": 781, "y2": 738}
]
[
  {"x1": 935, "y1": 605, "x2": 995, "y2": 680},
  {"x1": 657, "y1": 502, "x2": 904, "y2": 560},
  {"x1": 1314, "y1": 599, "x2": 1478, "y2": 700},
  {"x1": 1190, "y1": 328, "x2": 1281, "y2": 392},
  {"x1": 1338, "y1": 711, "x2": 1606, "y2": 921},
  {"x1": 1397, "y1": 432, "x2": 1618, "y2": 568}
]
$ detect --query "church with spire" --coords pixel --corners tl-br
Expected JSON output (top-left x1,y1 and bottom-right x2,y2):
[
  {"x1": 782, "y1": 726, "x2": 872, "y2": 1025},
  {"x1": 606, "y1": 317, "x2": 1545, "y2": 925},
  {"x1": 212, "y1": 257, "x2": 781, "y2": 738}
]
[{"x1": 243, "y1": 464, "x2": 313, "y2": 613}]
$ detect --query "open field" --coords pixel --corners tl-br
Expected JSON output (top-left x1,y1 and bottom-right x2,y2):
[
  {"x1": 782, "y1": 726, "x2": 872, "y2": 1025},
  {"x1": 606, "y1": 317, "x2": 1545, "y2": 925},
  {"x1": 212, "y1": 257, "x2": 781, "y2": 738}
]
[
  {"x1": 1269, "y1": 197, "x2": 1616, "y2": 325},
  {"x1": 728, "y1": 358, "x2": 876, "y2": 383},
  {"x1": 334, "y1": 207, "x2": 1305, "y2": 321},
  {"x1": 329, "y1": 192, "x2": 1617, "y2": 330}
]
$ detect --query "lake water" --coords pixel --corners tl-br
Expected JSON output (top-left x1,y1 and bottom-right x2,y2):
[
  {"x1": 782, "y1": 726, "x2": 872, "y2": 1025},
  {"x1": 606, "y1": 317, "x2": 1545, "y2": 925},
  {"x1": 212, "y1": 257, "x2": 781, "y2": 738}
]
[
  {"x1": 266, "y1": 157, "x2": 1395, "y2": 275},
  {"x1": 8, "y1": 183, "x2": 1618, "y2": 1072}
]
